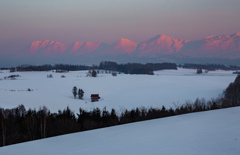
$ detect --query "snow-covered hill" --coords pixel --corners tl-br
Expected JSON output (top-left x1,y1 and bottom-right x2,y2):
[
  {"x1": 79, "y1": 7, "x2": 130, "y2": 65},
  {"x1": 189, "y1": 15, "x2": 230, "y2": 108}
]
[{"x1": 0, "y1": 106, "x2": 239, "y2": 155}]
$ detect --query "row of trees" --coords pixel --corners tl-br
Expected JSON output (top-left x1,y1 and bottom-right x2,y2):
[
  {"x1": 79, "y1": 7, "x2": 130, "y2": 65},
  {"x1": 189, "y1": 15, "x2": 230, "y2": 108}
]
[
  {"x1": 181, "y1": 63, "x2": 240, "y2": 71},
  {"x1": 9, "y1": 62, "x2": 177, "y2": 75},
  {"x1": 15, "y1": 64, "x2": 89, "y2": 72},
  {"x1": 0, "y1": 105, "x2": 118, "y2": 146},
  {"x1": 99, "y1": 61, "x2": 177, "y2": 75},
  {"x1": 5, "y1": 63, "x2": 240, "y2": 74}
]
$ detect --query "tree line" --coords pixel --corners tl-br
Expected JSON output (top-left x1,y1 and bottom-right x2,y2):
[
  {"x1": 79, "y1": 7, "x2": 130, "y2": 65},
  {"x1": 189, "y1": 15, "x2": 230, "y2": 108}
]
[
  {"x1": 7, "y1": 61, "x2": 177, "y2": 75},
  {"x1": 3, "y1": 63, "x2": 240, "y2": 73},
  {"x1": 224, "y1": 74, "x2": 240, "y2": 104},
  {"x1": 99, "y1": 61, "x2": 177, "y2": 75},
  {"x1": 181, "y1": 63, "x2": 240, "y2": 71},
  {"x1": 1, "y1": 74, "x2": 240, "y2": 147},
  {"x1": 14, "y1": 64, "x2": 89, "y2": 72}
]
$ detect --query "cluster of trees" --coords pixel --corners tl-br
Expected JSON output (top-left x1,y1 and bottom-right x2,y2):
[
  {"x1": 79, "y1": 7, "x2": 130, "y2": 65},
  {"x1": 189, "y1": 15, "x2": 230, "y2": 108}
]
[
  {"x1": 88, "y1": 70, "x2": 97, "y2": 77},
  {"x1": 72, "y1": 86, "x2": 84, "y2": 99},
  {"x1": 181, "y1": 63, "x2": 240, "y2": 71},
  {"x1": 4, "y1": 75, "x2": 20, "y2": 80},
  {"x1": 15, "y1": 64, "x2": 90, "y2": 72},
  {"x1": 224, "y1": 75, "x2": 240, "y2": 105},
  {"x1": 99, "y1": 61, "x2": 177, "y2": 75},
  {"x1": 196, "y1": 69, "x2": 203, "y2": 74},
  {"x1": 0, "y1": 105, "x2": 50, "y2": 146},
  {"x1": 117, "y1": 63, "x2": 154, "y2": 75},
  {"x1": 47, "y1": 74, "x2": 53, "y2": 78},
  {"x1": 145, "y1": 63, "x2": 177, "y2": 70},
  {"x1": 0, "y1": 105, "x2": 118, "y2": 146}
]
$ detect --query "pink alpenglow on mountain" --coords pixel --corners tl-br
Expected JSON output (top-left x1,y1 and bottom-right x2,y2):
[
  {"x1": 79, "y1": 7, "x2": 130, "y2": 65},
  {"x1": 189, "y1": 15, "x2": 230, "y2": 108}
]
[
  {"x1": 80, "y1": 42, "x2": 101, "y2": 53},
  {"x1": 136, "y1": 34, "x2": 190, "y2": 56},
  {"x1": 17, "y1": 32, "x2": 240, "y2": 60},
  {"x1": 111, "y1": 38, "x2": 138, "y2": 55},
  {"x1": 29, "y1": 41, "x2": 43, "y2": 55},
  {"x1": 70, "y1": 41, "x2": 84, "y2": 53},
  {"x1": 181, "y1": 32, "x2": 240, "y2": 58},
  {"x1": 29, "y1": 40, "x2": 68, "y2": 56},
  {"x1": 69, "y1": 42, "x2": 101, "y2": 55}
]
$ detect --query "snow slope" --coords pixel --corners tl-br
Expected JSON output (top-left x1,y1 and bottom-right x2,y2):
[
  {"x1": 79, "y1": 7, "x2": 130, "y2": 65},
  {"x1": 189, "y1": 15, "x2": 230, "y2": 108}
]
[
  {"x1": 0, "y1": 107, "x2": 239, "y2": 155},
  {"x1": 0, "y1": 68, "x2": 237, "y2": 114}
]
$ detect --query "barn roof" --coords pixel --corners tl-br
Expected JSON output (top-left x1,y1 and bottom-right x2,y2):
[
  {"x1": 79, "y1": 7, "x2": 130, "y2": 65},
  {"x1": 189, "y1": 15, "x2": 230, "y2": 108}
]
[{"x1": 91, "y1": 94, "x2": 99, "y2": 97}]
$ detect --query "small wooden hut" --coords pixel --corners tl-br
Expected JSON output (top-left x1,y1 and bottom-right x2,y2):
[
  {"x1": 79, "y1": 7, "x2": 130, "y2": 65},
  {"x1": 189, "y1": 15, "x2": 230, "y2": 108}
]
[{"x1": 91, "y1": 94, "x2": 100, "y2": 102}]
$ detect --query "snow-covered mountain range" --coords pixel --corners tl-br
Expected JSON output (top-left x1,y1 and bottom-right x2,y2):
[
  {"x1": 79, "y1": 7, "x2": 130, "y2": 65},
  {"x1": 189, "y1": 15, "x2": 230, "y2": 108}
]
[
  {"x1": 20, "y1": 32, "x2": 240, "y2": 59},
  {"x1": 1, "y1": 32, "x2": 240, "y2": 66}
]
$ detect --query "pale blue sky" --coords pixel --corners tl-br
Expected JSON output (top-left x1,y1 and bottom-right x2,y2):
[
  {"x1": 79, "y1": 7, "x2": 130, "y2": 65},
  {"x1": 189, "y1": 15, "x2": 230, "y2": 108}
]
[{"x1": 0, "y1": 0, "x2": 240, "y2": 51}]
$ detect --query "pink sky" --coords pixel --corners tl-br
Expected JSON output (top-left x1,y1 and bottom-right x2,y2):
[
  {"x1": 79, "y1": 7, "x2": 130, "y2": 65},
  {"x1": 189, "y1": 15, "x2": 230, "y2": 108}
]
[{"x1": 0, "y1": 0, "x2": 240, "y2": 53}]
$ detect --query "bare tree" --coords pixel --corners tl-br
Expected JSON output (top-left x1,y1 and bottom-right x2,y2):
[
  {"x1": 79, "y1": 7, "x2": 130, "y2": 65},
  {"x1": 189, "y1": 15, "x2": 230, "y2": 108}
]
[
  {"x1": 39, "y1": 106, "x2": 49, "y2": 138},
  {"x1": 23, "y1": 110, "x2": 38, "y2": 141},
  {"x1": 0, "y1": 108, "x2": 9, "y2": 146}
]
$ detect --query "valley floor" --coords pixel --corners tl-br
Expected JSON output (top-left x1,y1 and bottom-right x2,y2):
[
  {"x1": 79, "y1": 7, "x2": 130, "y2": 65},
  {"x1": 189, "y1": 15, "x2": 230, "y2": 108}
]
[{"x1": 0, "y1": 68, "x2": 237, "y2": 113}]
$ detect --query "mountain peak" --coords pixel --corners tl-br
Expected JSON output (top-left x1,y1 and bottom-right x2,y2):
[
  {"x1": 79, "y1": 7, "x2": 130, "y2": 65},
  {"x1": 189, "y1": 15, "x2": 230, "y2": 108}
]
[
  {"x1": 111, "y1": 38, "x2": 138, "y2": 54},
  {"x1": 42, "y1": 40, "x2": 50, "y2": 44},
  {"x1": 73, "y1": 41, "x2": 84, "y2": 45},
  {"x1": 204, "y1": 35, "x2": 216, "y2": 40},
  {"x1": 146, "y1": 34, "x2": 172, "y2": 43},
  {"x1": 115, "y1": 38, "x2": 137, "y2": 45},
  {"x1": 233, "y1": 32, "x2": 240, "y2": 37},
  {"x1": 71, "y1": 41, "x2": 84, "y2": 52},
  {"x1": 137, "y1": 34, "x2": 192, "y2": 55},
  {"x1": 156, "y1": 34, "x2": 167, "y2": 38},
  {"x1": 119, "y1": 38, "x2": 129, "y2": 41},
  {"x1": 85, "y1": 41, "x2": 101, "y2": 45},
  {"x1": 80, "y1": 42, "x2": 101, "y2": 52},
  {"x1": 158, "y1": 34, "x2": 167, "y2": 38}
]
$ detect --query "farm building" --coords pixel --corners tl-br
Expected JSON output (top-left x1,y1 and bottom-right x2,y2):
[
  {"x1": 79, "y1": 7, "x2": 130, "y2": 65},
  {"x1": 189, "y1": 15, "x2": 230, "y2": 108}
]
[{"x1": 91, "y1": 94, "x2": 100, "y2": 102}]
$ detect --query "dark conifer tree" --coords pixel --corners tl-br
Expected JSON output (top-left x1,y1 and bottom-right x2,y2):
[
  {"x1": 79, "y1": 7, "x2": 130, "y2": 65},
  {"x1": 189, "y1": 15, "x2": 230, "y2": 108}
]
[
  {"x1": 92, "y1": 70, "x2": 97, "y2": 77},
  {"x1": 78, "y1": 89, "x2": 84, "y2": 99},
  {"x1": 72, "y1": 86, "x2": 77, "y2": 98},
  {"x1": 196, "y1": 69, "x2": 203, "y2": 74},
  {"x1": 224, "y1": 75, "x2": 240, "y2": 104}
]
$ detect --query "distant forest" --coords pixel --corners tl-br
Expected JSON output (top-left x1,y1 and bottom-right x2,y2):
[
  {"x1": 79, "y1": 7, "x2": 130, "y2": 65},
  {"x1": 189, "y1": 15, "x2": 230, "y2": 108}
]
[
  {"x1": 181, "y1": 63, "x2": 240, "y2": 71},
  {"x1": 99, "y1": 61, "x2": 177, "y2": 75},
  {"x1": 5, "y1": 61, "x2": 177, "y2": 75},
  {"x1": 0, "y1": 75, "x2": 240, "y2": 147},
  {"x1": 2, "y1": 62, "x2": 240, "y2": 75}
]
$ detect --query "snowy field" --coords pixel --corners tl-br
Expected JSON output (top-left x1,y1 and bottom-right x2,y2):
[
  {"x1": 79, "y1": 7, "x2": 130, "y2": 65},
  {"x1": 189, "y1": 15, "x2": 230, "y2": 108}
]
[
  {"x1": 0, "y1": 68, "x2": 237, "y2": 114},
  {"x1": 0, "y1": 106, "x2": 239, "y2": 155}
]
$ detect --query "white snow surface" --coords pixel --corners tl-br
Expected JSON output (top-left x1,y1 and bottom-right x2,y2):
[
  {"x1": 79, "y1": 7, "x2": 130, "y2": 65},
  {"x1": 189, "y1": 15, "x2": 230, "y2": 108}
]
[
  {"x1": 0, "y1": 68, "x2": 237, "y2": 114},
  {"x1": 0, "y1": 107, "x2": 239, "y2": 155}
]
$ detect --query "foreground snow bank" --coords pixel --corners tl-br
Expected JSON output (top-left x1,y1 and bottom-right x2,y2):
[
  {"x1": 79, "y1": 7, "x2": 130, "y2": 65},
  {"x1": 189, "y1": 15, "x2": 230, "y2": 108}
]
[{"x1": 1, "y1": 107, "x2": 239, "y2": 155}]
